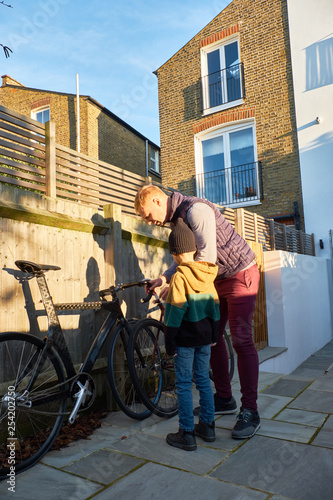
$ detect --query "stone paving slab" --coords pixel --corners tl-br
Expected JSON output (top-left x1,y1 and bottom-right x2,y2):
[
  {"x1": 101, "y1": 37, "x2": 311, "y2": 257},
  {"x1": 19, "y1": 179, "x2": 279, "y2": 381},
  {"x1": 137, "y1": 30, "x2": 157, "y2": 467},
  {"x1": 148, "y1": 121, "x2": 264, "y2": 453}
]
[
  {"x1": 107, "y1": 431, "x2": 227, "y2": 474},
  {"x1": 311, "y1": 415, "x2": 333, "y2": 449},
  {"x1": 141, "y1": 413, "x2": 240, "y2": 451},
  {"x1": 288, "y1": 389, "x2": 333, "y2": 413},
  {"x1": 287, "y1": 366, "x2": 326, "y2": 380},
  {"x1": 274, "y1": 408, "x2": 327, "y2": 427},
  {"x1": 261, "y1": 377, "x2": 310, "y2": 397},
  {"x1": 257, "y1": 393, "x2": 293, "y2": 419},
  {"x1": 307, "y1": 375, "x2": 333, "y2": 392},
  {"x1": 0, "y1": 463, "x2": 101, "y2": 500},
  {"x1": 63, "y1": 449, "x2": 145, "y2": 485},
  {"x1": 257, "y1": 418, "x2": 317, "y2": 443},
  {"x1": 210, "y1": 435, "x2": 333, "y2": 500},
  {"x1": 92, "y1": 461, "x2": 268, "y2": 500},
  {"x1": 41, "y1": 424, "x2": 131, "y2": 468}
]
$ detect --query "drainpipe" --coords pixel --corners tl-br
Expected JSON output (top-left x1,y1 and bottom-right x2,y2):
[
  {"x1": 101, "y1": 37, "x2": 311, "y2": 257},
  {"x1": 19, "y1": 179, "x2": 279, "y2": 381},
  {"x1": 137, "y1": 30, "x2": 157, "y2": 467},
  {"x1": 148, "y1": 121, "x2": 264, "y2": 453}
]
[
  {"x1": 76, "y1": 73, "x2": 80, "y2": 153},
  {"x1": 145, "y1": 140, "x2": 149, "y2": 177}
]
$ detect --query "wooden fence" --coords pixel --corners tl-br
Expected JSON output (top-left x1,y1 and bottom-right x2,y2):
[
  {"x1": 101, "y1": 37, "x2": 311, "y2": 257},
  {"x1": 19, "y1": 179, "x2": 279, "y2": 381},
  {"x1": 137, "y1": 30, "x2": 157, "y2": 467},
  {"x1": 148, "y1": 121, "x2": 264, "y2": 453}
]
[{"x1": 0, "y1": 103, "x2": 315, "y2": 256}]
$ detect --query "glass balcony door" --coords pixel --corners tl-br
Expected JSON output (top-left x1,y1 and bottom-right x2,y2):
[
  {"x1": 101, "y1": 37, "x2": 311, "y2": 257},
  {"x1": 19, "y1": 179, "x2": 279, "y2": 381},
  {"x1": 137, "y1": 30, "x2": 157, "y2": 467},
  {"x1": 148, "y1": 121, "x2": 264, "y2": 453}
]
[{"x1": 196, "y1": 124, "x2": 258, "y2": 206}]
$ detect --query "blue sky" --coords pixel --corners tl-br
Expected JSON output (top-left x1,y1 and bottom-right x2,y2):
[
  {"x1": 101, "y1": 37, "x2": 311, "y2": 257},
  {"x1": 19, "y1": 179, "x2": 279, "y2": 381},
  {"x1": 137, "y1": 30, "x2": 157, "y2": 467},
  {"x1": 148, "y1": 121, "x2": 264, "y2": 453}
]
[{"x1": 0, "y1": 0, "x2": 232, "y2": 145}]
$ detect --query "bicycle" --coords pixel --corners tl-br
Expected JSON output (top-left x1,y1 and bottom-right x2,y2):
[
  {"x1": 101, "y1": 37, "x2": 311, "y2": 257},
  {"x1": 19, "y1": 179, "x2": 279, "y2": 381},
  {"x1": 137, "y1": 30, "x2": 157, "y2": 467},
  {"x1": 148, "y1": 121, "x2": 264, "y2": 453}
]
[
  {"x1": 0, "y1": 260, "x2": 161, "y2": 478},
  {"x1": 128, "y1": 288, "x2": 234, "y2": 418}
]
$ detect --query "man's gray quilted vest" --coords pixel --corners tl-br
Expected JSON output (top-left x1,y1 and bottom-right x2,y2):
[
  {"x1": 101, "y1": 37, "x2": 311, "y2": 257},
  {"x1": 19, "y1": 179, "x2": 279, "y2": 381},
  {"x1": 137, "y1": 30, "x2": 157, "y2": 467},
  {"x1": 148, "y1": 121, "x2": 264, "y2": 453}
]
[{"x1": 169, "y1": 192, "x2": 255, "y2": 279}]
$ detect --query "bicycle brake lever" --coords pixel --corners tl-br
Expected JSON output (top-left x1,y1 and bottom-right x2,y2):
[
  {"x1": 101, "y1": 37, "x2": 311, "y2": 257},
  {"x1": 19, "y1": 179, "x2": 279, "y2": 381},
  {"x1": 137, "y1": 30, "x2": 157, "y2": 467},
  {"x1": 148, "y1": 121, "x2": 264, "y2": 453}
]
[{"x1": 141, "y1": 288, "x2": 154, "y2": 303}]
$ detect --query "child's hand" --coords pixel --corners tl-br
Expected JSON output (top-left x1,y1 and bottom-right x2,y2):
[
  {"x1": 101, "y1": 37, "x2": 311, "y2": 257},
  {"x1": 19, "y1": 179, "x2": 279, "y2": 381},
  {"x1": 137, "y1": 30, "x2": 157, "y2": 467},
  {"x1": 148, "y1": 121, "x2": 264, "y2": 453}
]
[{"x1": 210, "y1": 343, "x2": 217, "y2": 347}]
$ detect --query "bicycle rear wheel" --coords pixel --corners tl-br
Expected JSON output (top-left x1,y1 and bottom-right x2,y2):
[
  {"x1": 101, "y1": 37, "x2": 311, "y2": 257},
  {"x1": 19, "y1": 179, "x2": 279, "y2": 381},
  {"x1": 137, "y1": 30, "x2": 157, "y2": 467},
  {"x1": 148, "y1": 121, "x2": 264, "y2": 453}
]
[
  {"x1": 108, "y1": 322, "x2": 151, "y2": 420},
  {"x1": 0, "y1": 332, "x2": 67, "y2": 479},
  {"x1": 128, "y1": 318, "x2": 178, "y2": 418}
]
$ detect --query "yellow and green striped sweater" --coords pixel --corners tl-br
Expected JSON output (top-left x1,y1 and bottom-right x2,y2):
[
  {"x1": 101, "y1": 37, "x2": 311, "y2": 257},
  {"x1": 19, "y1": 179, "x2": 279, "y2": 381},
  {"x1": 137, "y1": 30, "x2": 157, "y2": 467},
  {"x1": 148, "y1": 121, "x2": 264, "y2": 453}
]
[{"x1": 164, "y1": 261, "x2": 220, "y2": 356}]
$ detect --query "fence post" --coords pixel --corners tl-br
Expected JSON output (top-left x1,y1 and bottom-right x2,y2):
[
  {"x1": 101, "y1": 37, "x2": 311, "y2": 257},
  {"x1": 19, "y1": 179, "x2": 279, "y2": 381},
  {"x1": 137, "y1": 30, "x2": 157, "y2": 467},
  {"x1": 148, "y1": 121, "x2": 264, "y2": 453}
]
[
  {"x1": 253, "y1": 213, "x2": 258, "y2": 242},
  {"x1": 45, "y1": 121, "x2": 56, "y2": 198},
  {"x1": 145, "y1": 176, "x2": 153, "y2": 185},
  {"x1": 104, "y1": 203, "x2": 123, "y2": 286},
  {"x1": 282, "y1": 223, "x2": 287, "y2": 251},
  {"x1": 299, "y1": 230, "x2": 304, "y2": 254},
  {"x1": 311, "y1": 233, "x2": 316, "y2": 256},
  {"x1": 235, "y1": 208, "x2": 245, "y2": 238},
  {"x1": 269, "y1": 219, "x2": 276, "y2": 250}
]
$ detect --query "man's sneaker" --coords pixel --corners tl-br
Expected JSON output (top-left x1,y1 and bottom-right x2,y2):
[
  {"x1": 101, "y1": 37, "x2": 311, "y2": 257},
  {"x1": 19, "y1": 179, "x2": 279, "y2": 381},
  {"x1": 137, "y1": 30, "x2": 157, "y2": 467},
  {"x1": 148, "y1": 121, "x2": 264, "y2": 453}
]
[
  {"x1": 193, "y1": 395, "x2": 237, "y2": 416},
  {"x1": 194, "y1": 420, "x2": 216, "y2": 442},
  {"x1": 166, "y1": 427, "x2": 197, "y2": 451},
  {"x1": 231, "y1": 407, "x2": 260, "y2": 439}
]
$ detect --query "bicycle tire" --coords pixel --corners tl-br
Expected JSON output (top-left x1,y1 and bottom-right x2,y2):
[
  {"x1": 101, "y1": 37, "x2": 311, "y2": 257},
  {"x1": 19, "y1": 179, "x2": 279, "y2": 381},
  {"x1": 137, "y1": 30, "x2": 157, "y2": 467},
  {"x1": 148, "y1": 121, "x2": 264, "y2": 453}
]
[
  {"x1": 128, "y1": 318, "x2": 178, "y2": 418},
  {"x1": 108, "y1": 322, "x2": 151, "y2": 420},
  {"x1": 209, "y1": 330, "x2": 235, "y2": 382},
  {"x1": 0, "y1": 332, "x2": 67, "y2": 479},
  {"x1": 224, "y1": 331, "x2": 235, "y2": 381}
]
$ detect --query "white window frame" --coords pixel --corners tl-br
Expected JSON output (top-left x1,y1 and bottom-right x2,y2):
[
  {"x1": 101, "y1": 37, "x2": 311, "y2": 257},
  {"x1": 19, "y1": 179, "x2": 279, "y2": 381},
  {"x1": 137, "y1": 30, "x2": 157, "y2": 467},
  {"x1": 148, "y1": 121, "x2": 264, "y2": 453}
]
[
  {"x1": 31, "y1": 106, "x2": 50, "y2": 124},
  {"x1": 194, "y1": 119, "x2": 261, "y2": 208},
  {"x1": 149, "y1": 147, "x2": 160, "y2": 174},
  {"x1": 201, "y1": 35, "x2": 243, "y2": 115}
]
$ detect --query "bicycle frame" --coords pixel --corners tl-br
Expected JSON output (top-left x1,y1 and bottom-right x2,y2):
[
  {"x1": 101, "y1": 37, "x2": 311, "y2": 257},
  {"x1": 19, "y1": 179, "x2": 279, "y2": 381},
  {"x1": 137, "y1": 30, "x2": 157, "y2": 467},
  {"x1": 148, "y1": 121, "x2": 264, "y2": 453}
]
[{"x1": 35, "y1": 271, "x2": 124, "y2": 381}]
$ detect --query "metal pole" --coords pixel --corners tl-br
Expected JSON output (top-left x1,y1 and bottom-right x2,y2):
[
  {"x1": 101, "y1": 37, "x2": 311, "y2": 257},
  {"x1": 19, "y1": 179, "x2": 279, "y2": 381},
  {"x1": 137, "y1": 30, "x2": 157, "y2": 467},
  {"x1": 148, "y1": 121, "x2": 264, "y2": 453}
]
[{"x1": 76, "y1": 73, "x2": 80, "y2": 153}]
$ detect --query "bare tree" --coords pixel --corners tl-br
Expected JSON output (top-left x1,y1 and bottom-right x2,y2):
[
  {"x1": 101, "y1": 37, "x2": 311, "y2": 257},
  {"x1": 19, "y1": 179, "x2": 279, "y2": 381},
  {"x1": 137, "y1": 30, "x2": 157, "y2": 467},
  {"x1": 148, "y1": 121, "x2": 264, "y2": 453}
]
[{"x1": 1, "y1": 0, "x2": 13, "y2": 58}]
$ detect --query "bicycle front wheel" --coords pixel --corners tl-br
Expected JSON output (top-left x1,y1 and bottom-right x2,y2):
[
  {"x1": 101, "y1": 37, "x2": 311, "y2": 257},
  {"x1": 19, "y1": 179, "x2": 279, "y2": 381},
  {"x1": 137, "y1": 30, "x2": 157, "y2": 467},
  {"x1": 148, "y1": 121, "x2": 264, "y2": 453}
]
[
  {"x1": 128, "y1": 318, "x2": 178, "y2": 418},
  {"x1": 0, "y1": 332, "x2": 67, "y2": 479},
  {"x1": 108, "y1": 322, "x2": 151, "y2": 420}
]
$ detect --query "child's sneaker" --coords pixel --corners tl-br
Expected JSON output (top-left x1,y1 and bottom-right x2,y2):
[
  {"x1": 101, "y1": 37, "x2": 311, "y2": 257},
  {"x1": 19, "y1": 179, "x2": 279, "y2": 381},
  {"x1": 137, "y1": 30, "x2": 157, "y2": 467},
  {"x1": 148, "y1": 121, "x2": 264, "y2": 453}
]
[
  {"x1": 194, "y1": 420, "x2": 216, "y2": 442},
  {"x1": 166, "y1": 427, "x2": 197, "y2": 451}
]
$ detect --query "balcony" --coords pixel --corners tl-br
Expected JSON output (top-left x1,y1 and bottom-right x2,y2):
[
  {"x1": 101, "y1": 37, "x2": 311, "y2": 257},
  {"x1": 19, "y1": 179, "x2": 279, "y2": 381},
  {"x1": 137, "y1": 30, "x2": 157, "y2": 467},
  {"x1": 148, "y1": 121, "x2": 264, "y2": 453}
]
[
  {"x1": 194, "y1": 161, "x2": 262, "y2": 207},
  {"x1": 201, "y1": 63, "x2": 245, "y2": 113}
]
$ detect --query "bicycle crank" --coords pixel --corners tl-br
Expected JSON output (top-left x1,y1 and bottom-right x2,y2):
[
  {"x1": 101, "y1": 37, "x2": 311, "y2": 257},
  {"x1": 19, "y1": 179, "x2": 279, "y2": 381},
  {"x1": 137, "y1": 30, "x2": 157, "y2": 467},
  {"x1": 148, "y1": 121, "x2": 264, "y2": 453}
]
[{"x1": 68, "y1": 373, "x2": 96, "y2": 424}]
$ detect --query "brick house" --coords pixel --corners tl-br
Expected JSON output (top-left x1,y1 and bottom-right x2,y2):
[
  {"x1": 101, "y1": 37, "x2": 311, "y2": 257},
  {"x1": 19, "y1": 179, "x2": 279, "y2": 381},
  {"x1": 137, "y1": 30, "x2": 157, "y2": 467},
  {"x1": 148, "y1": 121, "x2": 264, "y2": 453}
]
[
  {"x1": 0, "y1": 75, "x2": 161, "y2": 181},
  {"x1": 155, "y1": 0, "x2": 304, "y2": 228}
]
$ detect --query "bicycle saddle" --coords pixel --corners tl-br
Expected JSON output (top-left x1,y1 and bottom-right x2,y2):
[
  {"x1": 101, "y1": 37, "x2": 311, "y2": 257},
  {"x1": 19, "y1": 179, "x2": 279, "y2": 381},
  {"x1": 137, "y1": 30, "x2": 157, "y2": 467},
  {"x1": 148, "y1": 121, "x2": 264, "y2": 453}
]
[{"x1": 15, "y1": 260, "x2": 61, "y2": 274}]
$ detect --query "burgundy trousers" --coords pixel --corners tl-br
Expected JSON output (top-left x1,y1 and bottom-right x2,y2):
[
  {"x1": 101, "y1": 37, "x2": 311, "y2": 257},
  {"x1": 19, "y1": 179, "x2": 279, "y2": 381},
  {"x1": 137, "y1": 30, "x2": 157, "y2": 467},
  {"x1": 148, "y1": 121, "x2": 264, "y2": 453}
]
[{"x1": 211, "y1": 263, "x2": 260, "y2": 412}]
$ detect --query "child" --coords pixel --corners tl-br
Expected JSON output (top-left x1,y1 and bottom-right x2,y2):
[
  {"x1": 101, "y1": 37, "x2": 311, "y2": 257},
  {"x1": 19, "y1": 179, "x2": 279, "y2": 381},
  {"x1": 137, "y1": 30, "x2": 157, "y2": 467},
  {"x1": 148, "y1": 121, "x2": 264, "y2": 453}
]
[{"x1": 164, "y1": 218, "x2": 220, "y2": 451}]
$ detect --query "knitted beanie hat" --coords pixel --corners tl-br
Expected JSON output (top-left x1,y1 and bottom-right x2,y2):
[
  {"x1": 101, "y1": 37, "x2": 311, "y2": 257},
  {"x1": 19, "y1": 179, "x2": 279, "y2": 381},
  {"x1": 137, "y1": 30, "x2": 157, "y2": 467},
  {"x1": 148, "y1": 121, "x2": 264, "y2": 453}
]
[{"x1": 168, "y1": 218, "x2": 196, "y2": 255}]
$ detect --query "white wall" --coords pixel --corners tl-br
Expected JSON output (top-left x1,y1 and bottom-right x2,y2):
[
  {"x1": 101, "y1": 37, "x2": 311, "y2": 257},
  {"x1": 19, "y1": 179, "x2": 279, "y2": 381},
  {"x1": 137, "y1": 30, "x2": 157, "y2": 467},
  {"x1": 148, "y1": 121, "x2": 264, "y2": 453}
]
[
  {"x1": 287, "y1": 0, "x2": 333, "y2": 259},
  {"x1": 261, "y1": 251, "x2": 333, "y2": 374}
]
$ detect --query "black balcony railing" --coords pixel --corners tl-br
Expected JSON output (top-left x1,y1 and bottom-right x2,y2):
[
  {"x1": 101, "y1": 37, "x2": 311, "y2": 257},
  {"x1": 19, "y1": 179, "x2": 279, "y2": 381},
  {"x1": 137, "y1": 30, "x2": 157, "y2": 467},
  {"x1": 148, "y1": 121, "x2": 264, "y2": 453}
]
[
  {"x1": 194, "y1": 161, "x2": 262, "y2": 207},
  {"x1": 201, "y1": 62, "x2": 245, "y2": 112}
]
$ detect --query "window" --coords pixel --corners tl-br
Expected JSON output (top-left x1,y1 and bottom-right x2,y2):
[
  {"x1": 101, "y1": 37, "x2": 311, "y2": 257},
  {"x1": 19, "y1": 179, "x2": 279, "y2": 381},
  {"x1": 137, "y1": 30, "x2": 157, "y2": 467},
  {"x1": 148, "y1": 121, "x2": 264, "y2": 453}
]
[
  {"x1": 201, "y1": 37, "x2": 244, "y2": 114},
  {"x1": 149, "y1": 147, "x2": 160, "y2": 174},
  {"x1": 195, "y1": 121, "x2": 260, "y2": 207},
  {"x1": 31, "y1": 106, "x2": 50, "y2": 124}
]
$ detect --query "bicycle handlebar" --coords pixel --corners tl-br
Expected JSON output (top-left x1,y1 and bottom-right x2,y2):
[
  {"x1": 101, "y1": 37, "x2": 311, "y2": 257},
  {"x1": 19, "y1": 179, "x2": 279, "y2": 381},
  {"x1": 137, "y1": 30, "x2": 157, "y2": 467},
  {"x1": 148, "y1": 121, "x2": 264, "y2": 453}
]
[{"x1": 99, "y1": 279, "x2": 152, "y2": 300}]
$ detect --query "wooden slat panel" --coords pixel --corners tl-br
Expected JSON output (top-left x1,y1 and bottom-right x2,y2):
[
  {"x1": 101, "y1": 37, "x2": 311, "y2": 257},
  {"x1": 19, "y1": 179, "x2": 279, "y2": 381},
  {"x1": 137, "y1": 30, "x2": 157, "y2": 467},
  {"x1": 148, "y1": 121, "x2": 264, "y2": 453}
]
[
  {"x1": 0, "y1": 107, "x2": 45, "y2": 134},
  {"x1": 0, "y1": 165, "x2": 45, "y2": 182},
  {"x1": 0, "y1": 153, "x2": 45, "y2": 170},
  {"x1": 247, "y1": 241, "x2": 268, "y2": 351},
  {"x1": 0, "y1": 119, "x2": 46, "y2": 143},
  {"x1": 0, "y1": 138, "x2": 45, "y2": 159},
  {"x1": 56, "y1": 144, "x2": 145, "y2": 181},
  {"x1": 0, "y1": 129, "x2": 45, "y2": 152},
  {"x1": 0, "y1": 175, "x2": 46, "y2": 191}
]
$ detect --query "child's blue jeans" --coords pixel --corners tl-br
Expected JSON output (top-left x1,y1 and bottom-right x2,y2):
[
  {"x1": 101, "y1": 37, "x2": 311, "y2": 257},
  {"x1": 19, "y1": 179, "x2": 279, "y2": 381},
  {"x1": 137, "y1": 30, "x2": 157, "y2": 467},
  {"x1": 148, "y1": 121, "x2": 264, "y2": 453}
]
[{"x1": 174, "y1": 344, "x2": 214, "y2": 432}]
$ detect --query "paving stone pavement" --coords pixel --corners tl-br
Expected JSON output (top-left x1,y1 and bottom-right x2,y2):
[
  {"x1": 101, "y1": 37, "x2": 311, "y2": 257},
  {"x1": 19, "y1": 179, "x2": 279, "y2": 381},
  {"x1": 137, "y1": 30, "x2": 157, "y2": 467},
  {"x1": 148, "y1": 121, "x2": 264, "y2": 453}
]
[{"x1": 1, "y1": 340, "x2": 333, "y2": 500}]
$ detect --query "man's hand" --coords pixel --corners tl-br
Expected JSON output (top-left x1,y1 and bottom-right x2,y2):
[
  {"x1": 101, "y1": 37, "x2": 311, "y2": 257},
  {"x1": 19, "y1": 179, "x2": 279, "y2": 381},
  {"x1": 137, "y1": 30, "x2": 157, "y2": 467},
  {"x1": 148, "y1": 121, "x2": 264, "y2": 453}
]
[{"x1": 146, "y1": 276, "x2": 169, "y2": 300}]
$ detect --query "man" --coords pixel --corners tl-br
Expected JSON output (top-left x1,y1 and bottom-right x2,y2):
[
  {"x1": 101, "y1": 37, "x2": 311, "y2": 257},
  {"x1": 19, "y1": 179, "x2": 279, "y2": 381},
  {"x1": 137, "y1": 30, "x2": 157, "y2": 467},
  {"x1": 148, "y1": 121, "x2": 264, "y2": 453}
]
[{"x1": 134, "y1": 185, "x2": 260, "y2": 439}]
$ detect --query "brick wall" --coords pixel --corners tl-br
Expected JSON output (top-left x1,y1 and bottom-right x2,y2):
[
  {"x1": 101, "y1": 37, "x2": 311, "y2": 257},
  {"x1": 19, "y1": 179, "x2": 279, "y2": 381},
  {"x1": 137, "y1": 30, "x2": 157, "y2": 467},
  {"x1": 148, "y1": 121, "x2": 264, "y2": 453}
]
[
  {"x1": 156, "y1": 0, "x2": 304, "y2": 227},
  {"x1": 0, "y1": 80, "x2": 160, "y2": 181}
]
